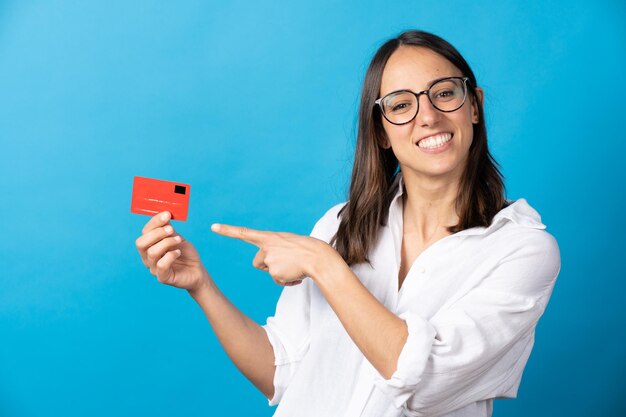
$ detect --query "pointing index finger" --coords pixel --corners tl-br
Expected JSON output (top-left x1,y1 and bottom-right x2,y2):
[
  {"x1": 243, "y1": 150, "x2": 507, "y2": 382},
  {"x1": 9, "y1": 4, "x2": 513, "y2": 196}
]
[{"x1": 211, "y1": 223, "x2": 267, "y2": 246}]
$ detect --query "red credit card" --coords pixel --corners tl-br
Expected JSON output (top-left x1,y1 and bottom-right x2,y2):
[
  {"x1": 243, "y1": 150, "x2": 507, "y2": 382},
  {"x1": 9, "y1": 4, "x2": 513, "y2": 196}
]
[{"x1": 131, "y1": 176, "x2": 190, "y2": 221}]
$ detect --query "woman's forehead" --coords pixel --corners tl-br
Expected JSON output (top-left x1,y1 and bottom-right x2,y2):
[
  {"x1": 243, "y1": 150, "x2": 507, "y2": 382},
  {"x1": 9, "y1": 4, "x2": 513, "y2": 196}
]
[{"x1": 380, "y1": 46, "x2": 462, "y2": 95}]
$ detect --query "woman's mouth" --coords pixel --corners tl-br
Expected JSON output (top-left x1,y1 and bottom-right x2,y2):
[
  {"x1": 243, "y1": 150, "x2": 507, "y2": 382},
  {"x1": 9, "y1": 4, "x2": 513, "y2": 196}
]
[{"x1": 417, "y1": 132, "x2": 453, "y2": 150}]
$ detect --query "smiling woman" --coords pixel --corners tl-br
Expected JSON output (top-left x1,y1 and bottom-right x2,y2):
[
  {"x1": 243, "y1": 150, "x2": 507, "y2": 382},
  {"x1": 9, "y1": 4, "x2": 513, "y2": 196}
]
[{"x1": 134, "y1": 30, "x2": 560, "y2": 417}]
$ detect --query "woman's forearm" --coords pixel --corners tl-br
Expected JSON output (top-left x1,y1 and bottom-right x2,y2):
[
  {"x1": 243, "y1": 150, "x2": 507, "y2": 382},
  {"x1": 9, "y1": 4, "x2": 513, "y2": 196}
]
[
  {"x1": 312, "y1": 261, "x2": 408, "y2": 380},
  {"x1": 188, "y1": 275, "x2": 276, "y2": 399}
]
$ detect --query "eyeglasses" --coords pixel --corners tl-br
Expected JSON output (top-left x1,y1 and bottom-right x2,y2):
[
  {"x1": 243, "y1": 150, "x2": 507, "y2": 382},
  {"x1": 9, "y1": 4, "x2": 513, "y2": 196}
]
[{"x1": 374, "y1": 76, "x2": 470, "y2": 125}]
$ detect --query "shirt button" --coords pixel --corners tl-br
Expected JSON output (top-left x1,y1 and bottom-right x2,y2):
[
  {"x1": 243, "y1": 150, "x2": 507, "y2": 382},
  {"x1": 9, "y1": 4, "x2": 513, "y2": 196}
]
[{"x1": 419, "y1": 267, "x2": 426, "y2": 274}]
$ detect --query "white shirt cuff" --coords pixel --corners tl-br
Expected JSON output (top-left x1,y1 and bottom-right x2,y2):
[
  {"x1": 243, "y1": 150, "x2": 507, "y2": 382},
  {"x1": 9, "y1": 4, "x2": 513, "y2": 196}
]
[
  {"x1": 262, "y1": 323, "x2": 302, "y2": 406},
  {"x1": 373, "y1": 312, "x2": 437, "y2": 408}
]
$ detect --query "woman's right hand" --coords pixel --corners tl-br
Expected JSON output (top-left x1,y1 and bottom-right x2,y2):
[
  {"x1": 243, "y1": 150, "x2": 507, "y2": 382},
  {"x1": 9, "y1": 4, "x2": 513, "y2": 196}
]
[{"x1": 135, "y1": 211, "x2": 210, "y2": 293}]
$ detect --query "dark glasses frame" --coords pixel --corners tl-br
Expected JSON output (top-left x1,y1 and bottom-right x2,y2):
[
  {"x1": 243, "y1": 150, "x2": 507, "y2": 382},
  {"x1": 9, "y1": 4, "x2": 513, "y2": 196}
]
[{"x1": 374, "y1": 76, "x2": 471, "y2": 125}]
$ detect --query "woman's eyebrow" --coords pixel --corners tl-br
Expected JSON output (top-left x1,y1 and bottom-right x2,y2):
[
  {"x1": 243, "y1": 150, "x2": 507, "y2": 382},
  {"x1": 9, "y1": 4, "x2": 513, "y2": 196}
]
[
  {"x1": 382, "y1": 76, "x2": 459, "y2": 96},
  {"x1": 426, "y1": 76, "x2": 456, "y2": 88}
]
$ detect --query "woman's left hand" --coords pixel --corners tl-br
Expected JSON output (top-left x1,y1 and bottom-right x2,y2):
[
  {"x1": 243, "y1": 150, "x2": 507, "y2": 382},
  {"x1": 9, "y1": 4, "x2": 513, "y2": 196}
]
[{"x1": 211, "y1": 223, "x2": 341, "y2": 286}]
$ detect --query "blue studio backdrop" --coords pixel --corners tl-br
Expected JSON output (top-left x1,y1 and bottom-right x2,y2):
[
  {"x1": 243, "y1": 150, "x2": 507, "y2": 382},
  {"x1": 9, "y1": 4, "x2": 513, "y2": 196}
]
[{"x1": 1, "y1": 1, "x2": 625, "y2": 416}]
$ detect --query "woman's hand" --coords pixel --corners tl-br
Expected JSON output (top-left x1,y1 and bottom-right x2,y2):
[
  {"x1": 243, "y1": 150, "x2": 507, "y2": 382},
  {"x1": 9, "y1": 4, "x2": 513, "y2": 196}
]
[
  {"x1": 136, "y1": 211, "x2": 211, "y2": 293},
  {"x1": 211, "y1": 223, "x2": 341, "y2": 286}
]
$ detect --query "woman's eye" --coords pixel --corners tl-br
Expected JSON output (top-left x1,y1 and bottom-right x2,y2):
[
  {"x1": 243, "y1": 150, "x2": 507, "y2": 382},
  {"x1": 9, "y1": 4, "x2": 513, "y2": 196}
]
[
  {"x1": 390, "y1": 102, "x2": 412, "y2": 113},
  {"x1": 435, "y1": 89, "x2": 455, "y2": 98}
]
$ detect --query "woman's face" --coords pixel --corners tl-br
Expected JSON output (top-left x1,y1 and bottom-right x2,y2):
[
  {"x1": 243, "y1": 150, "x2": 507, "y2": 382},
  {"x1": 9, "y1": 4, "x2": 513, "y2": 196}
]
[{"x1": 379, "y1": 46, "x2": 483, "y2": 184}]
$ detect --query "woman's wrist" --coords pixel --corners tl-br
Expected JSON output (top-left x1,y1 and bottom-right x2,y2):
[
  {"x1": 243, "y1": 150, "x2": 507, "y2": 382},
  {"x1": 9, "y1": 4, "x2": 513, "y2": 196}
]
[
  {"x1": 309, "y1": 246, "x2": 350, "y2": 288},
  {"x1": 187, "y1": 268, "x2": 216, "y2": 300}
]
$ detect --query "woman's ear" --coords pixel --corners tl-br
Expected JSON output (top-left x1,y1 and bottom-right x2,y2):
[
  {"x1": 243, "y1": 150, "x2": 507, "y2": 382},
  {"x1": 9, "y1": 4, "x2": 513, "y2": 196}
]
[
  {"x1": 378, "y1": 134, "x2": 391, "y2": 149},
  {"x1": 471, "y1": 87, "x2": 484, "y2": 124}
]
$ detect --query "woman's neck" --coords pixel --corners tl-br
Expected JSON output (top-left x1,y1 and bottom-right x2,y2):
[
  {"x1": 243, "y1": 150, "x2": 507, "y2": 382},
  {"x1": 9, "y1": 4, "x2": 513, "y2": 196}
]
[{"x1": 400, "y1": 171, "x2": 460, "y2": 241}]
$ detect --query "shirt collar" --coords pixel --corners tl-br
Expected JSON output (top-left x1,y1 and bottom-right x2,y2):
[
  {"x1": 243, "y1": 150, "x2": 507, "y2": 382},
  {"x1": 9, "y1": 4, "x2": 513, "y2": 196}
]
[{"x1": 389, "y1": 172, "x2": 546, "y2": 237}]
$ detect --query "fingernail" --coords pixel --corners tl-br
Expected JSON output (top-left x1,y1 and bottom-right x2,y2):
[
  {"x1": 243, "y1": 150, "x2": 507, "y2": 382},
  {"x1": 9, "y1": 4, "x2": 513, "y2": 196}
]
[
  {"x1": 164, "y1": 225, "x2": 173, "y2": 233},
  {"x1": 211, "y1": 224, "x2": 221, "y2": 232},
  {"x1": 174, "y1": 235, "x2": 181, "y2": 242},
  {"x1": 175, "y1": 249, "x2": 181, "y2": 255},
  {"x1": 160, "y1": 212, "x2": 170, "y2": 221}
]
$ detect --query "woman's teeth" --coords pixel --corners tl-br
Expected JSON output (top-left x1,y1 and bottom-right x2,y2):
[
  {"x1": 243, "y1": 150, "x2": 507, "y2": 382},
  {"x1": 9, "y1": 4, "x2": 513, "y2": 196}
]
[{"x1": 417, "y1": 133, "x2": 452, "y2": 149}]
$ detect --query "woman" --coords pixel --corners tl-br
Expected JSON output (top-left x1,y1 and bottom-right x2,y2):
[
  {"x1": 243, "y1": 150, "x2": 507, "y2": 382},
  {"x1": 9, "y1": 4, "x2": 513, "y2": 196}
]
[{"x1": 135, "y1": 30, "x2": 560, "y2": 417}]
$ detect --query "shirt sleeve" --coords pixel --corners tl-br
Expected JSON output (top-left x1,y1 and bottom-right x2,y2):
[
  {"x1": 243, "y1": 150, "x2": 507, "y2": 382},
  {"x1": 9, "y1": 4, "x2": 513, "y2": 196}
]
[
  {"x1": 262, "y1": 203, "x2": 345, "y2": 405},
  {"x1": 374, "y1": 229, "x2": 561, "y2": 416},
  {"x1": 262, "y1": 280, "x2": 312, "y2": 405}
]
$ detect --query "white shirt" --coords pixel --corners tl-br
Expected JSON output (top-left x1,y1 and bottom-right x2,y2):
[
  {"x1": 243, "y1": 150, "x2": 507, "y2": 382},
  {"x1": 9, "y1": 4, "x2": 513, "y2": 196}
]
[{"x1": 262, "y1": 174, "x2": 561, "y2": 417}]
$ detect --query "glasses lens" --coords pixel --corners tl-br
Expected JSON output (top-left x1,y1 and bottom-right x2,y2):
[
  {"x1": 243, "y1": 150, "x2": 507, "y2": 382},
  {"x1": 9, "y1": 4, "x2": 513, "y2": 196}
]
[
  {"x1": 381, "y1": 92, "x2": 418, "y2": 124},
  {"x1": 429, "y1": 78, "x2": 466, "y2": 112}
]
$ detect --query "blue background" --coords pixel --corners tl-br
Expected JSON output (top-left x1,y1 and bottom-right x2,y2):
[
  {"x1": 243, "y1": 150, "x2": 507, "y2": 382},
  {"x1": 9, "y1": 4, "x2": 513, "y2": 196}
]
[{"x1": 1, "y1": 1, "x2": 625, "y2": 416}]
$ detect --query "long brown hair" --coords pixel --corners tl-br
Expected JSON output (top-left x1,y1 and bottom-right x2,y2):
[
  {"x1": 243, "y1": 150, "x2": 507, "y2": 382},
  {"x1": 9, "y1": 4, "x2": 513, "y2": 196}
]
[{"x1": 331, "y1": 30, "x2": 506, "y2": 266}]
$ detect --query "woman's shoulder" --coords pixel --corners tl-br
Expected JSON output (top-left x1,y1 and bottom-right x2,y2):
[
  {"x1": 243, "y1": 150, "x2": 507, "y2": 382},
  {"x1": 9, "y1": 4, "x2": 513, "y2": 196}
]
[
  {"x1": 493, "y1": 199, "x2": 554, "y2": 236},
  {"x1": 308, "y1": 202, "x2": 347, "y2": 243},
  {"x1": 487, "y1": 198, "x2": 560, "y2": 263}
]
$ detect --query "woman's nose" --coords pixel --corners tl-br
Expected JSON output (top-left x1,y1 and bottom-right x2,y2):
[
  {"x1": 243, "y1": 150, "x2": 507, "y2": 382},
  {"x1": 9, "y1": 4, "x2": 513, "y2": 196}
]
[{"x1": 415, "y1": 94, "x2": 441, "y2": 126}]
